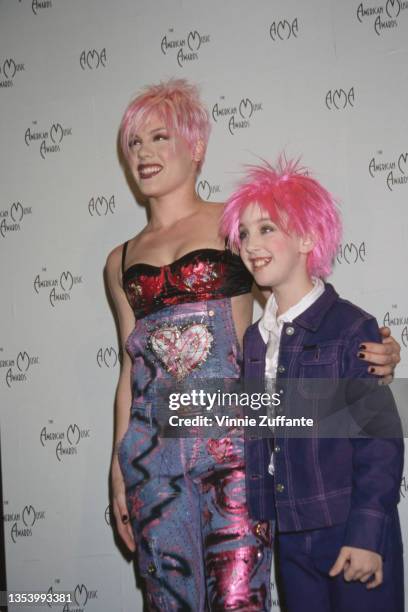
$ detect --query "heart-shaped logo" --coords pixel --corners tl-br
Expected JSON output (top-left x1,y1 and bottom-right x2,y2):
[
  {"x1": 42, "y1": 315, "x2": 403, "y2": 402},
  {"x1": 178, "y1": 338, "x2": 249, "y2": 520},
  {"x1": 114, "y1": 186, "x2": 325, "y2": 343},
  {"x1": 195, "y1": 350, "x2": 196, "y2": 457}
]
[
  {"x1": 197, "y1": 180, "x2": 211, "y2": 201},
  {"x1": 22, "y1": 505, "x2": 36, "y2": 527},
  {"x1": 74, "y1": 585, "x2": 88, "y2": 607},
  {"x1": 386, "y1": 0, "x2": 401, "y2": 18},
  {"x1": 17, "y1": 351, "x2": 30, "y2": 372},
  {"x1": 188, "y1": 30, "x2": 201, "y2": 52},
  {"x1": 3, "y1": 59, "x2": 16, "y2": 80},
  {"x1": 149, "y1": 323, "x2": 213, "y2": 380},
  {"x1": 277, "y1": 20, "x2": 291, "y2": 40},
  {"x1": 239, "y1": 98, "x2": 253, "y2": 120},
  {"x1": 60, "y1": 271, "x2": 73, "y2": 291},
  {"x1": 333, "y1": 89, "x2": 347, "y2": 110},
  {"x1": 67, "y1": 423, "x2": 80, "y2": 446},
  {"x1": 87, "y1": 50, "x2": 100, "y2": 69},
  {"x1": 10, "y1": 201, "x2": 24, "y2": 223},
  {"x1": 50, "y1": 123, "x2": 63, "y2": 144}
]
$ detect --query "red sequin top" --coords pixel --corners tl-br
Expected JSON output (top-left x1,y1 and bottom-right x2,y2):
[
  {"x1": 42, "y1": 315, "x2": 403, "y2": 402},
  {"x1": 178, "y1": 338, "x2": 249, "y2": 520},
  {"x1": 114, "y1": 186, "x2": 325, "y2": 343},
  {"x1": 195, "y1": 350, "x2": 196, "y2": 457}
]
[{"x1": 122, "y1": 245, "x2": 253, "y2": 319}]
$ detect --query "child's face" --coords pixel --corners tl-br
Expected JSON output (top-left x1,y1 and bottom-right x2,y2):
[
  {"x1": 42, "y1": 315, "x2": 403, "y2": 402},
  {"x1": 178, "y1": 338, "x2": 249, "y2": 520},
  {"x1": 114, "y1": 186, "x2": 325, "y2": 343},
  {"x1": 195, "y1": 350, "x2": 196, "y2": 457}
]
[{"x1": 238, "y1": 203, "x2": 310, "y2": 289}]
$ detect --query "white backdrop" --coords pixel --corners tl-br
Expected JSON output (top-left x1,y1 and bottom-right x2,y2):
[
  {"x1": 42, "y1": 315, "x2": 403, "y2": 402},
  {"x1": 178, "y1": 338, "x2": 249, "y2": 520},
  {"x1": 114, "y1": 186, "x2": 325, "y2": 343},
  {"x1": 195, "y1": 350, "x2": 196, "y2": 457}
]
[{"x1": 1, "y1": 0, "x2": 407, "y2": 610}]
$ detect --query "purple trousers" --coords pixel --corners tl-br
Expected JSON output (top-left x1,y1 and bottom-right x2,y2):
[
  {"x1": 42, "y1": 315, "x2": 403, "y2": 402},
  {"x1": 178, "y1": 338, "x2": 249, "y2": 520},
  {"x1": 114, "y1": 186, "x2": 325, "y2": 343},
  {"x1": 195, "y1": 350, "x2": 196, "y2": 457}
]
[{"x1": 276, "y1": 514, "x2": 404, "y2": 612}]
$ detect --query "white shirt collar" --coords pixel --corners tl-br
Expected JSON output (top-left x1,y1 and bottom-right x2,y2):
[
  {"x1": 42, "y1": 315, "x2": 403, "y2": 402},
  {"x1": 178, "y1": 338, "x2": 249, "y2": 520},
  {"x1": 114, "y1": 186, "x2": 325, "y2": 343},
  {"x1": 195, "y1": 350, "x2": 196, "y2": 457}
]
[{"x1": 258, "y1": 277, "x2": 325, "y2": 343}]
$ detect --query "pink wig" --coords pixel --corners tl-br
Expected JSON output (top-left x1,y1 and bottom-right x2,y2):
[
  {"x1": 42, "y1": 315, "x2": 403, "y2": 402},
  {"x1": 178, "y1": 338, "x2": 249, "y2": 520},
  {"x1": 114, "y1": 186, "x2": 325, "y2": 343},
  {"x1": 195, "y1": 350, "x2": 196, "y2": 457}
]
[
  {"x1": 221, "y1": 157, "x2": 342, "y2": 278},
  {"x1": 120, "y1": 78, "x2": 210, "y2": 169}
]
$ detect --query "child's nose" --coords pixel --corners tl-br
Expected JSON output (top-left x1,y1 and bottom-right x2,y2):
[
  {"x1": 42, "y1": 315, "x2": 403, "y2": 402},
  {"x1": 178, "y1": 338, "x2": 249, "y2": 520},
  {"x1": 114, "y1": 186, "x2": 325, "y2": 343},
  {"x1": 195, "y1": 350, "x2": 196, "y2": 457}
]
[{"x1": 244, "y1": 234, "x2": 261, "y2": 253}]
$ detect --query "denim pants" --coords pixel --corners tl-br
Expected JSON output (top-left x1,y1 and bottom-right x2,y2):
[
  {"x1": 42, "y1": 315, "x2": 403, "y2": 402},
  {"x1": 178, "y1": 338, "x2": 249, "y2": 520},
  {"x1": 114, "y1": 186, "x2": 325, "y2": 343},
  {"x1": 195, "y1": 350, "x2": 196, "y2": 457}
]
[
  {"x1": 276, "y1": 514, "x2": 404, "y2": 612},
  {"x1": 118, "y1": 299, "x2": 272, "y2": 611}
]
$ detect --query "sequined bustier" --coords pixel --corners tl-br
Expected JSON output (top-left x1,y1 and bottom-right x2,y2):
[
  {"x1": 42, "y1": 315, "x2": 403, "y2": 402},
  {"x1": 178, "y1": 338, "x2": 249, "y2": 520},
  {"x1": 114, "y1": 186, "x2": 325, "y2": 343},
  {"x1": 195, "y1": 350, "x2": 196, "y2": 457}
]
[{"x1": 122, "y1": 243, "x2": 253, "y2": 319}]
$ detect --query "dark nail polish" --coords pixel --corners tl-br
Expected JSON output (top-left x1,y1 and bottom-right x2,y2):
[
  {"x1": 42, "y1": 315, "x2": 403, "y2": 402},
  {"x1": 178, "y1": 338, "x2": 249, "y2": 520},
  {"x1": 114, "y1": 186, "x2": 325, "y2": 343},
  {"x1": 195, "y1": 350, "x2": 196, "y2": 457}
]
[
  {"x1": 359, "y1": 344, "x2": 366, "y2": 350},
  {"x1": 122, "y1": 514, "x2": 129, "y2": 523},
  {"x1": 358, "y1": 352, "x2": 365, "y2": 359},
  {"x1": 369, "y1": 367, "x2": 375, "y2": 373}
]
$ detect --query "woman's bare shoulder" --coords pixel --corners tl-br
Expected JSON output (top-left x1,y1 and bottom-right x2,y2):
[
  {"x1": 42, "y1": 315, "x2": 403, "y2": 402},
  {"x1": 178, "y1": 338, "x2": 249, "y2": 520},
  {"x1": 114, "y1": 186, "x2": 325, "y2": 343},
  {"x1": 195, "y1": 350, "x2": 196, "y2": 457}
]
[
  {"x1": 105, "y1": 229, "x2": 146, "y2": 272},
  {"x1": 105, "y1": 243, "x2": 124, "y2": 280}
]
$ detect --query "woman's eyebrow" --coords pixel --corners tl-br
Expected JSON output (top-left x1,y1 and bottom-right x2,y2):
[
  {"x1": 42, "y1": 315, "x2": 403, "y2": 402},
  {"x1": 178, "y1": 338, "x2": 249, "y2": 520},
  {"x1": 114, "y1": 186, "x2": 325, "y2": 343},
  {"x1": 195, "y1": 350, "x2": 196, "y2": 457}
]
[
  {"x1": 150, "y1": 127, "x2": 168, "y2": 133},
  {"x1": 133, "y1": 126, "x2": 168, "y2": 138}
]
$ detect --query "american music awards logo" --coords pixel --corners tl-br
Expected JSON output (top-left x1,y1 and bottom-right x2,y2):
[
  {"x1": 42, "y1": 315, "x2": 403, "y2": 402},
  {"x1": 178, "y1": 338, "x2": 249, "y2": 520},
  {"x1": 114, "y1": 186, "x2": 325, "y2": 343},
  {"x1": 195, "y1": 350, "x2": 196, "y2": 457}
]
[
  {"x1": 43, "y1": 582, "x2": 98, "y2": 611},
  {"x1": 25, "y1": 121, "x2": 73, "y2": 159},
  {"x1": 0, "y1": 349, "x2": 40, "y2": 388},
  {"x1": 325, "y1": 87, "x2": 355, "y2": 110},
  {"x1": 0, "y1": 201, "x2": 33, "y2": 238},
  {"x1": 33, "y1": 269, "x2": 83, "y2": 307},
  {"x1": 40, "y1": 422, "x2": 91, "y2": 462},
  {"x1": 369, "y1": 150, "x2": 408, "y2": 191},
  {"x1": 336, "y1": 242, "x2": 366, "y2": 265},
  {"x1": 160, "y1": 29, "x2": 210, "y2": 67},
  {"x1": 269, "y1": 17, "x2": 299, "y2": 41},
  {"x1": 80, "y1": 48, "x2": 107, "y2": 70},
  {"x1": 2, "y1": 503, "x2": 46, "y2": 543},
  {"x1": 0, "y1": 57, "x2": 25, "y2": 88},
  {"x1": 383, "y1": 305, "x2": 408, "y2": 348},
  {"x1": 356, "y1": 1, "x2": 408, "y2": 35},
  {"x1": 197, "y1": 180, "x2": 221, "y2": 201},
  {"x1": 212, "y1": 96, "x2": 263, "y2": 135},
  {"x1": 88, "y1": 195, "x2": 116, "y2": 217},
  {"x1": 97, "y1": 347, "x2": 119, "y2": 368}
]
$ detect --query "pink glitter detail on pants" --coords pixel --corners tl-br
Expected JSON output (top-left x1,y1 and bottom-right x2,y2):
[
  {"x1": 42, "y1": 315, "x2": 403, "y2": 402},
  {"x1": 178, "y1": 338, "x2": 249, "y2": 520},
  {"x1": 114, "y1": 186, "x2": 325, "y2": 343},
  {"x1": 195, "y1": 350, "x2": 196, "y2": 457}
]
[{"x1": 206, "y1": 546, "x2": 268, "y2": 610}]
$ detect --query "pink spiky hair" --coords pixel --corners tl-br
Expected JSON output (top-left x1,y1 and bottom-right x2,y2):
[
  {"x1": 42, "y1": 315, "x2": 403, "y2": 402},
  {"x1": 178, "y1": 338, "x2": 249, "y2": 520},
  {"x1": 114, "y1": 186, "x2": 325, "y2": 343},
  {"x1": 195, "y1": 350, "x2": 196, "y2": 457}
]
[
  {"x1": 221, "y1": 156, "x2": 342, "y2": 278},
  {"x1": 120, "y1": 78, "x2": 211, "y2": 169}
]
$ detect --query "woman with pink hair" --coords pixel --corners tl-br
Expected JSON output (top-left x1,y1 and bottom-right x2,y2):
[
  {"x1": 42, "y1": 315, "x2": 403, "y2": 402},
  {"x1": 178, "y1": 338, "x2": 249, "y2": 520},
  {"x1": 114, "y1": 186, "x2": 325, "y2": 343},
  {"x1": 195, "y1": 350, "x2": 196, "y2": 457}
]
[{"x1": 105, "y1": 79, "x2": 399, "y2": 610}]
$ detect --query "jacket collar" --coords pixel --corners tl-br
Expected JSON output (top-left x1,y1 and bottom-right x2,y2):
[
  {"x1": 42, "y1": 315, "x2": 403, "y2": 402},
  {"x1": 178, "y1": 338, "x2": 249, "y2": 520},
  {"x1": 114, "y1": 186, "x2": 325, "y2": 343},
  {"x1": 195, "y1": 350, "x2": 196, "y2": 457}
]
[{"x1": 293, "y1": 283, "x2": 338, "y2": 332}]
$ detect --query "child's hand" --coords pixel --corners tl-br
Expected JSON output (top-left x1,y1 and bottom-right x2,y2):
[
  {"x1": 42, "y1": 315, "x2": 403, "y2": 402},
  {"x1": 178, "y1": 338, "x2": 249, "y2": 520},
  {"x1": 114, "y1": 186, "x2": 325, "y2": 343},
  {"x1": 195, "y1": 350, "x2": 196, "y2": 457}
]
[{"x1": 329, "y1": 546, "x2": 383, "y2": 588}]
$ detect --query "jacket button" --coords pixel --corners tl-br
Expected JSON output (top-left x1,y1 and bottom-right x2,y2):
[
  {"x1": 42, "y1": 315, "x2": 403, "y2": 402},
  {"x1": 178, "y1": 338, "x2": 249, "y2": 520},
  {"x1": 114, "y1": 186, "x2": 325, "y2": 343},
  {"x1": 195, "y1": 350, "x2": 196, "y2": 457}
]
[
  {"x1": 274, "y1": 445, "x2": 281, "y2": 452},
  {"x1": 286, "y1": 326, "x2": 295, "y2": 336},
  {"x1": 276, "y1": 483, "x2": 285, "y2": 493},
  {"x1": 147, "y1": 563, "x2": 156, "y2": 574},
  {"x1": 277, "y1": 365, "x2": 286, "y2": 374},
  {"x1": 208, "y1": 310, "x2": 215, "y2": 317}
]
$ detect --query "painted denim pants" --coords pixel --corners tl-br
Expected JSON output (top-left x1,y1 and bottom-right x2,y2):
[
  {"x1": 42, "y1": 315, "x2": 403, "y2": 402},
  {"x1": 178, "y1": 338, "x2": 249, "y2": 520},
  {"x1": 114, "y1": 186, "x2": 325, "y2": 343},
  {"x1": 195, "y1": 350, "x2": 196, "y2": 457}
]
[{"x1": 118, "y1": 298, "x2": 272, "y2": 611}]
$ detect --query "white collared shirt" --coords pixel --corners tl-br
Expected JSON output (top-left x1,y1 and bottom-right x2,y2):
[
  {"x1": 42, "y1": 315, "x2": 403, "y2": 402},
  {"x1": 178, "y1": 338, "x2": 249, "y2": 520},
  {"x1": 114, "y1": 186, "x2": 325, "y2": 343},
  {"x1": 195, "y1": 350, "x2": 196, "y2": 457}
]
[{"x1": 258, "y1": 277, "x2": 325, "y2": 381}]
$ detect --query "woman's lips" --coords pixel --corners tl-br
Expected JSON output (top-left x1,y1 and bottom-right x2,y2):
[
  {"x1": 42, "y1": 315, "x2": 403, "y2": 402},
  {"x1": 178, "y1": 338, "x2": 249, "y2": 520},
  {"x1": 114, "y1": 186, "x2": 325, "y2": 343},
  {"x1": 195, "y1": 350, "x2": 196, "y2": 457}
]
[{"x1": 138, "y1": 164, "x2": 163, "y2": 179}]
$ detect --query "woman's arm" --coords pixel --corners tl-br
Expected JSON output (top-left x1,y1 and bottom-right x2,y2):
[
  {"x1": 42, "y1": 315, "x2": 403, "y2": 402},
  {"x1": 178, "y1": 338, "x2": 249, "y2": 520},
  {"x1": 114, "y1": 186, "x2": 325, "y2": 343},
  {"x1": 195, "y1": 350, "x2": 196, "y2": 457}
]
[{"x1": 106, "y1": 245, "x2": 136, "y2": 552}]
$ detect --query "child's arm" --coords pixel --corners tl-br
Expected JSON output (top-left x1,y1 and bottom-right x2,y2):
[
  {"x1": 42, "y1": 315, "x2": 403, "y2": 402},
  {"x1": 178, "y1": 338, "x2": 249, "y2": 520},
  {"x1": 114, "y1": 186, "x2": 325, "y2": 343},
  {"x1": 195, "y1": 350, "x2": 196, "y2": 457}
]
[{"x1": 330, "y1": 316, "x2": 403, "y2": 586}]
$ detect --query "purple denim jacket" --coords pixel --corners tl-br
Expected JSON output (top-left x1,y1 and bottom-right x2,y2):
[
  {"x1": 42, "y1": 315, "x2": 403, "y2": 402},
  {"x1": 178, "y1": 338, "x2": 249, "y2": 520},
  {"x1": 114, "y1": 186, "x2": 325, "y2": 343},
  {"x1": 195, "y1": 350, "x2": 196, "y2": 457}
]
[{"x1": 243, "y1": 283, "x2": 403, "y2": 557}]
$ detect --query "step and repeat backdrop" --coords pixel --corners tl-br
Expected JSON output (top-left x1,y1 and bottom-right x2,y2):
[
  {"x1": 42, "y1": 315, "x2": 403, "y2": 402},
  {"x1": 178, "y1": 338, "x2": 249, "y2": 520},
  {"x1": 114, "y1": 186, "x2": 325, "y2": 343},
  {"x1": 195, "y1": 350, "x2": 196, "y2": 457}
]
[{"x1": 1, "y1": 0, "x2": 407, "y2": 610}]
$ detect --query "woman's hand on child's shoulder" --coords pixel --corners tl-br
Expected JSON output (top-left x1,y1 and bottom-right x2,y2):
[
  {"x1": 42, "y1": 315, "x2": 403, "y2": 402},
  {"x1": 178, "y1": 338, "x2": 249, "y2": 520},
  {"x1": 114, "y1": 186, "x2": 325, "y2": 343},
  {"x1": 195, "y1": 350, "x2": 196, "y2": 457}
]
[{"x1": 359, "y1": 326, "x2": 401, "y2": 382}]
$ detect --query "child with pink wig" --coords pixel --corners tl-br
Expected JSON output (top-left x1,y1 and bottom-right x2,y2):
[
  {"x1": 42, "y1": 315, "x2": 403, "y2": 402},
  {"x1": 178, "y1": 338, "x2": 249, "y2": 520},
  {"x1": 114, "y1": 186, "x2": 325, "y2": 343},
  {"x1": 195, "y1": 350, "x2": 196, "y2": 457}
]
[{"x1": 222, "y1": 158, "x2": 404, "y2": 612}]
